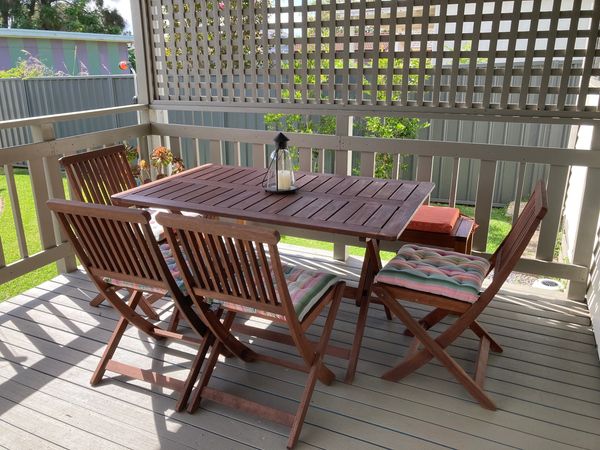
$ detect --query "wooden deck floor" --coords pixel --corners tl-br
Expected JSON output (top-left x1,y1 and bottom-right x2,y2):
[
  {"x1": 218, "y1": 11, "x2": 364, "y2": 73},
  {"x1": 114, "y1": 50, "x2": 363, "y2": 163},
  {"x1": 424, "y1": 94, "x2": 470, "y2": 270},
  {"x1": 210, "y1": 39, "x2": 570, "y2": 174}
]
[{"x1": 1, "y1": 244, "x2": 599, "y2": 450}]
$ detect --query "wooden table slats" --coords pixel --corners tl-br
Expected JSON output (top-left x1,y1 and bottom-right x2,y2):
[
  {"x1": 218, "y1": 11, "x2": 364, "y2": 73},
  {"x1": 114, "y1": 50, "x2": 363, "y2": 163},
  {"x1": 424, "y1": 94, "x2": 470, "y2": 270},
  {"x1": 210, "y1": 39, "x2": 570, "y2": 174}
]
[{"x1": 113, "y1": 164, "x2": 434, "y2": 241}]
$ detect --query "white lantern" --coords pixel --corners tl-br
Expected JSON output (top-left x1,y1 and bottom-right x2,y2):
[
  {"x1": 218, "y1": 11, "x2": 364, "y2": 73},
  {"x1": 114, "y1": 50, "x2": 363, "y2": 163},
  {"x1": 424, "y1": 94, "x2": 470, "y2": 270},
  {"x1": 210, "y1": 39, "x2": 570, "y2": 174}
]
[{"x1": 264, "y1": 133, "x2": 296, "y2": 193}]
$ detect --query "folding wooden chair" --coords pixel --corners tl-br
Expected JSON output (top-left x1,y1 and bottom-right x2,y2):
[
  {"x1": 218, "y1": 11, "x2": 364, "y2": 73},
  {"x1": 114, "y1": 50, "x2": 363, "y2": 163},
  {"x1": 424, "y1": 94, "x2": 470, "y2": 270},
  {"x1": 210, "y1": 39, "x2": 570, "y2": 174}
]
[
  {"x1": 46, "y1": 199, "x2": 213, "y2": 411},
  {"x1": 60, "y1": 145, "x2": 162, "y2": 317},
  {"x1": 157, "y1": 213, "x2": 345, "y2": 449},
  {"x1": 371, "y1": 181, "x2": 548, "y2": 410}
]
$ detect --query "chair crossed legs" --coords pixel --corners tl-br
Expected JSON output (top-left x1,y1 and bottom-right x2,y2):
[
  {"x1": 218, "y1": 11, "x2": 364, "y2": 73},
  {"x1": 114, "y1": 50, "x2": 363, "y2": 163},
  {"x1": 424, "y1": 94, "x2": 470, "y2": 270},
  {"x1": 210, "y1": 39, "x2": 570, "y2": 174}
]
[
  {"x1": 47, "y1": 199, "x2": 212, "y2": 411},
  {"x1": 372, "y1": 181, "x2": 548, "y2": 409},
  {"x1": 157, "y1": 213, "x2": 345, "y2": 449}
]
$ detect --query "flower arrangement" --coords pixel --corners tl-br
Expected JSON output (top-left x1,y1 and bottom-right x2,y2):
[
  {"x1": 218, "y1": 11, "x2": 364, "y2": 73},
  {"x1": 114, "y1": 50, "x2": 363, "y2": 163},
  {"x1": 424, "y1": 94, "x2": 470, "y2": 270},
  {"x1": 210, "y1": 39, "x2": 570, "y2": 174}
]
[
  {"x1": 123, "y1": 143, "x2": 185, "y2": 184},
  {"x1": 150, "y1": 146, "x2": 174, "y2": 179}
]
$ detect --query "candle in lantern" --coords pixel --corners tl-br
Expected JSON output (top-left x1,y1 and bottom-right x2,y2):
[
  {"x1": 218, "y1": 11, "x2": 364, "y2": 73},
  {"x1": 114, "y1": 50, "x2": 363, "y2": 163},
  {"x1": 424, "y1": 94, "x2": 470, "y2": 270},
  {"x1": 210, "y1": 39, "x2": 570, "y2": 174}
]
[{"x1": 277, "y1": 170, "x2": 292, "y2": 190}]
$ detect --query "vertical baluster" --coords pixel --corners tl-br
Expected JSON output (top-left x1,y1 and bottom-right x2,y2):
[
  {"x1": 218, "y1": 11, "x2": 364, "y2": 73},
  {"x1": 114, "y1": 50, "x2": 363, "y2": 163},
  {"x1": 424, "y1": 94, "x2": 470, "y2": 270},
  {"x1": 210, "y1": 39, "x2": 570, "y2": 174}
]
[
  {"x1": 29, "y1": 124, "x2": 57, "y2": 255},
  {"x1": 448, "y1": 157, "x2": 460, "y2": 207},
  {"x1": 252, "y1": 143, "x2": 266, "y2": 169},
  {"x1": 512, "y1": 162, "x2": 526, "y2": 227},
  {"x1": 210, "y1": 140, "x2": 223, "y2": 164},
  {"x1": 44, "y1": 154, "x2": 77, "y2": 272},
  {"x1": 416, "y1": 155, "x2": 434, "y2": 205},
  {"x1": 195, "y1": 138, "x2": 202, "y2": 167},
  {"x1": 360, "y1": 152, "x2": 375, "y2": 177},
  {"x1": 473, "y1": 160, "x2": 498, "y2": 252},
  {"x1": 391, "y1": 154, "x2": 401, "y2": 180},
  {"x1": 317, "y1": 149, "x2": 325, "y2": 173},
  {"x1": 4, "y1": 163, "x2": 28, "y2": 258},
  {"x1": 537, "y1": 165, "x2": 569, "y2": 261},
  {"x1": 299, "y1": 147, "x2": 312, "y2": 172},
  {"x1": 234, "y1": 142, "x2": 242, "y2": 167}
]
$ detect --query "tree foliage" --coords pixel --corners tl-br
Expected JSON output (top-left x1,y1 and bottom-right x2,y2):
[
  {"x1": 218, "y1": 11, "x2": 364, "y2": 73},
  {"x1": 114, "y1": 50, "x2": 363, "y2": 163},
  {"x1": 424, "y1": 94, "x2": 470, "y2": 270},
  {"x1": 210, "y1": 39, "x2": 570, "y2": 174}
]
[{"x1": 1, "y1": 0, "x2": 125, "y2": 34}]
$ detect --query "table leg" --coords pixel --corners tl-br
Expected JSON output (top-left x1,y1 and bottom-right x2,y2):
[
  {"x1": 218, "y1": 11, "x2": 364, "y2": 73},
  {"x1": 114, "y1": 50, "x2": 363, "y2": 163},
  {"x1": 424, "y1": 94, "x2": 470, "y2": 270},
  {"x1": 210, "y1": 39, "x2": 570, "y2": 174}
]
[{"x1": 345, "y1": 238, "x2": 381, "y2": 383}]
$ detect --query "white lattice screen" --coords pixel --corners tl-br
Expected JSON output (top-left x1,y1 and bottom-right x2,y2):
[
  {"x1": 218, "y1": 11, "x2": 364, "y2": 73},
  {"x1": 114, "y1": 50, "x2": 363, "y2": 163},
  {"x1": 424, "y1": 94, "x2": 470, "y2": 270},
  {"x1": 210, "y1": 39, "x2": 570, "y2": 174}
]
[{"x1": 148, "y1": 0, "x2": 600, "y2": 118}]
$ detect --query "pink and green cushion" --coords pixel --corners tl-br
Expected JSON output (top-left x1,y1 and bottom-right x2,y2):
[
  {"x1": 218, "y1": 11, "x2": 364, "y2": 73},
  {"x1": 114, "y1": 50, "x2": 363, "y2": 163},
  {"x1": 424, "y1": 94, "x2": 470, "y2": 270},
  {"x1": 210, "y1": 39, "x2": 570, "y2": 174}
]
[
  {"x1": 102, "y1": 243, "x2": 187, "y2": 295},
  {"x1": 216, "y1": 265, "x2": 340, "y2": 322},
  {"x1": 375, "y1": 244, "x2": 490, "y2": 303},
  {"x1": 104, "y1": 245, "x2": 338, "y2": 322}
]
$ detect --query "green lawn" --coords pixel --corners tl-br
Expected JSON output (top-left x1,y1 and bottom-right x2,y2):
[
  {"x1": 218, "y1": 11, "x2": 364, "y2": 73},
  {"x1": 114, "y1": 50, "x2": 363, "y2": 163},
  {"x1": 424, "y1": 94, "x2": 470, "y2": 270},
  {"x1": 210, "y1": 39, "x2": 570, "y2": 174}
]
[
  {"x1": 0, "y1": 168, "x2": 69, "y2": 301},
  {"x1": 0, "y1": 169, "x2": 512, "y2": 302}
]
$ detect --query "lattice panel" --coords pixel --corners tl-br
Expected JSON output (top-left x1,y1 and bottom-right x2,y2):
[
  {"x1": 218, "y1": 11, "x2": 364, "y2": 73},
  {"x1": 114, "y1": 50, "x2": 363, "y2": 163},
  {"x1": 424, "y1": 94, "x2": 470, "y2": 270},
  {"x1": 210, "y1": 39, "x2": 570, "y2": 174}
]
[{"x1": 148, "y1": 0, "x2": 600, "y2": 116}]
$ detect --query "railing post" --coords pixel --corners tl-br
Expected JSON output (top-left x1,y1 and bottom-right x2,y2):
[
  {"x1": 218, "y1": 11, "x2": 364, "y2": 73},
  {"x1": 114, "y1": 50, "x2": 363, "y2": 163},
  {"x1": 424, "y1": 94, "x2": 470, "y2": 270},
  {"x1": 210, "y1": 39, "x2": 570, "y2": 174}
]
[
  {"x1": 130, "y1": 0, "x2": 152, "y2": 160},
  {"x1": 333, "y1": 116, "x2": 353, "y2": 261},
  {"x1": 30, "y1": 123, "x2": 77, "y2": 273},
  {"x1": 148, "y1": 108, "x2": 171, "y2": 175},
  {"x1": 568, "y1": 124, "x2": 600, "y2": 300}
]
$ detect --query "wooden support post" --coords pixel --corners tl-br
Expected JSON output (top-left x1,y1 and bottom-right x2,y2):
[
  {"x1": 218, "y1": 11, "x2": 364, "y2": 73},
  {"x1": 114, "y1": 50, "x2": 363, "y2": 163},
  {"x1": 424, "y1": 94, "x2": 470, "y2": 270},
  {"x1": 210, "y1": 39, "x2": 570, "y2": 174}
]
[
  {"x1": 30, "y1": 123, "x2": 77, "y2": 273},
  {"x1": 333, "y1": 116, "x2": 353, "y2": 261},
  {"x1": 568, "y1": 125, "x2": 600, "y2": 300},
  {"x1": 130, "y1": 0, "x2": 153, "y2": 160}
]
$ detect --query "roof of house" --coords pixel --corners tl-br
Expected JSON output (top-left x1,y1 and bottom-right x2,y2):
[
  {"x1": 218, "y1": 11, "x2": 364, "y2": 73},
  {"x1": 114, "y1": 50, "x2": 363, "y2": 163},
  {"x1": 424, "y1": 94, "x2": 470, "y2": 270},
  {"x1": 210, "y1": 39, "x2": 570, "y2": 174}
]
[{"x1": 0, "y1": 28, "x2": 134, "y2": 43}]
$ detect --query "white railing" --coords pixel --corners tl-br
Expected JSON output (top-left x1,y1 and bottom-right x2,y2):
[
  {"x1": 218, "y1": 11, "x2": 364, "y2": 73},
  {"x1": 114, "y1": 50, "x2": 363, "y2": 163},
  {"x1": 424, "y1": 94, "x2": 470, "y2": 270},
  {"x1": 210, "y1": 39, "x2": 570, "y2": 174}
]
[
  {"x1": 1, "y1": 104, "x2": 598, "y2": 301},
  {"x1": 155, "y1": 120, "x2": 595, "y2": 286},
  {"x1": 0, "y1": 105, "x2": 149, "y2": 285}
]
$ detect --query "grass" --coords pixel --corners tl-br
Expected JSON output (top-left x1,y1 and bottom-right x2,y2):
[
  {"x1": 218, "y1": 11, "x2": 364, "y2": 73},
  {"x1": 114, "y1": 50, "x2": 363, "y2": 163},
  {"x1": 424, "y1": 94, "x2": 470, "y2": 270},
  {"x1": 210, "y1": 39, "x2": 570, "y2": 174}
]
[
  {"x1": 0, "y1": 168, "x2": 69, "y2": 301},
  {"x1": 0, "y1": 169, "x2": 513, "y2": 302},
  {"x1": 281, "y1": 204, "x2": 513, "y2": 260}
]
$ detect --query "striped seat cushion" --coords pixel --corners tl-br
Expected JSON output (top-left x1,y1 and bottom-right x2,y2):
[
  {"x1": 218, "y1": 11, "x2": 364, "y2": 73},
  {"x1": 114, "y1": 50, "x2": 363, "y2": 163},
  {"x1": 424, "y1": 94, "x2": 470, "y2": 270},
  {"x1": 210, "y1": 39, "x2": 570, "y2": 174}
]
[
  {"x1": 375, "y1": 244, "x2": 490, "y2": 303},
  {"x1": 103, "y1": 243, "x2": 187, "y2": 295},
  {"x1": 217, "y1": 265, "x2": 340, "y2": 322}
]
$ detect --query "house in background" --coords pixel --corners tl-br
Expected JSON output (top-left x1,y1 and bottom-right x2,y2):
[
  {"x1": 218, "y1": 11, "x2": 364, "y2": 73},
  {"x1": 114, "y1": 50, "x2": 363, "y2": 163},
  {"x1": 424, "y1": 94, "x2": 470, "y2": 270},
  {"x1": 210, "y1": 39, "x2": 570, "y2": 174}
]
[{"x1": 0, "y1": 28, "x2": 132, "y2": 75}]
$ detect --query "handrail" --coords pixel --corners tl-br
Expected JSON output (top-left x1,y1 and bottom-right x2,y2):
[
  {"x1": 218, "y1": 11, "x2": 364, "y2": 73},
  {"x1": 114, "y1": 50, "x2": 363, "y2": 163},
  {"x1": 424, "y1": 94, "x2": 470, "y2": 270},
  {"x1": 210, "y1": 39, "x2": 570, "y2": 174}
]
[
  {"x1": 0, "y1": 124, "x2": 151, "y2": 165},
  {"x1": 0, "y1": 109, "x2": 597, "y2": 301},
  {"x1": 0, "y1": 104, "x2": 148, "y2": 130},
  {"x1": 152, "y1": 123, "x2": 600, "y2": 169},
  {"x1": 0, "y1": 106, "x2": 151, "y2": 291}
]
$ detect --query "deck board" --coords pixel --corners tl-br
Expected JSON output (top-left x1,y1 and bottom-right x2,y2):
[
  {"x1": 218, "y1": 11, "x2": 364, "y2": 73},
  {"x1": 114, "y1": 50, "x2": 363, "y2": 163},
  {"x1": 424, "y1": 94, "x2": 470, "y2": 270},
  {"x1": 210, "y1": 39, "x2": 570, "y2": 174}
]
[{"x1": 1, "y1": 244, "x2": 599, "y2": 449}]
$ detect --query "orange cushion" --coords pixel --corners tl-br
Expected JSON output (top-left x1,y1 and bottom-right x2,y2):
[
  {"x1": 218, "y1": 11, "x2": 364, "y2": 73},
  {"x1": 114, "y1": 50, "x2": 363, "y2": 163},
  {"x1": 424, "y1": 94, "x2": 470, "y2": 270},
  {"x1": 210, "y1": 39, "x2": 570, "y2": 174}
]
[{"x1": 407, "y1": 205, "x2": 460, "y2": 234}]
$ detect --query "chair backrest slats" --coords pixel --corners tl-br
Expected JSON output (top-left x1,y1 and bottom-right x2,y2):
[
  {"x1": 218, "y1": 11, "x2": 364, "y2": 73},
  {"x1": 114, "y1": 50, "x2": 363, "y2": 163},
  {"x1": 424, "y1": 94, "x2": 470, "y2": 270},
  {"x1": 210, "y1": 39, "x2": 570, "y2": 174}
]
[
  {"x1": 235, "y1": 238, "x2": 259, "y2": 301},
  {"x1": 61, "y1": 145, "x2": 136, "y2": 206},
  {"x1": 47, "y1": 200, "x2": 165, "y2": 286},
  {"x1": 258, "y1": 243, "x2": 279, "y2": 305},
  {"x1": 159, "y1": 213, "x2": 293, "y2": 318},
  {"x1": 244, "y1": 239, "x2": 272, "y2": 304},
  {"x1": 223, "y1": 236, "x2": 247, "y2": 298},
  {"x1": 484, "y1": 180, "x2": 548, "y2": 298}
]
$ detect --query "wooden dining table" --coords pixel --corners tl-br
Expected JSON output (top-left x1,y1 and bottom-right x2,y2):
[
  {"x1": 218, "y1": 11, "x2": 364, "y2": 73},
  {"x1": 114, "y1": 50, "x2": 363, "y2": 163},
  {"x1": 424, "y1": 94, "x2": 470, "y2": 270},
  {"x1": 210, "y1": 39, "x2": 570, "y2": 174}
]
[{"x1": 113, "y1": 164, "x2": 434, "y2": 382}]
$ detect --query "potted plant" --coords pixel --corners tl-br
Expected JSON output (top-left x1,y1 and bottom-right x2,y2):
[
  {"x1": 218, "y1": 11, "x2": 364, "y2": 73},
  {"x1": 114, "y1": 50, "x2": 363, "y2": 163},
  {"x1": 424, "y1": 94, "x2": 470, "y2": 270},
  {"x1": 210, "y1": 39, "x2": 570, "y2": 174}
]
[{"x1": 150, "y1": 146, "x2": 174, "y2": 179}]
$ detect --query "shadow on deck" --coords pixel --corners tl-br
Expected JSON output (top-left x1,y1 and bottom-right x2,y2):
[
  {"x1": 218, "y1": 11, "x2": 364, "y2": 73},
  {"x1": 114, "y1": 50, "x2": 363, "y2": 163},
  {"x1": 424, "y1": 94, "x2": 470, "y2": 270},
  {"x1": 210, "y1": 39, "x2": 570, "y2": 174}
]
[{"x1": 0, "y1": 244, "x2": 598, "y2": 449}]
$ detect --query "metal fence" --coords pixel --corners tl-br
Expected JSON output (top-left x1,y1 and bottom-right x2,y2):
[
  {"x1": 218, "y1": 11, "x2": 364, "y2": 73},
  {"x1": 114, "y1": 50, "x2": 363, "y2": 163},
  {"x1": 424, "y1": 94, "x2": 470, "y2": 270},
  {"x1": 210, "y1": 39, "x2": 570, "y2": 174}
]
[
  {"x1": 0, "y1": 75, "x2": 137, "y2": 148},
  {"x1": 0, "y1": 75, "x2": 572, "y2": 205}
]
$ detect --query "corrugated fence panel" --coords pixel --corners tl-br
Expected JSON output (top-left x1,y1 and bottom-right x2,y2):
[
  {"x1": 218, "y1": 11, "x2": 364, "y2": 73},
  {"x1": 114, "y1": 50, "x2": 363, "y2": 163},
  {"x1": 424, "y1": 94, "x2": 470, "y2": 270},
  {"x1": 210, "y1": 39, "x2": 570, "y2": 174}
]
[
  {"x1": 419, "y1": 120, "x2": 569, "y2": 205},
  {"x1": 0, "y1": 79, "x2": 31, "y2": 148},
  {"x1": 0, "y1": 74, "x2": 571, "y2": 206},
  {"x1": 25, "y1": 77, "x2": 117, "y2": 138},
  {"x1": 110, "y1": 76, "x2": 138, "y2": 127},
  {"x1": 168, "y1": 110, "x2": 265, "y2": 168}
]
